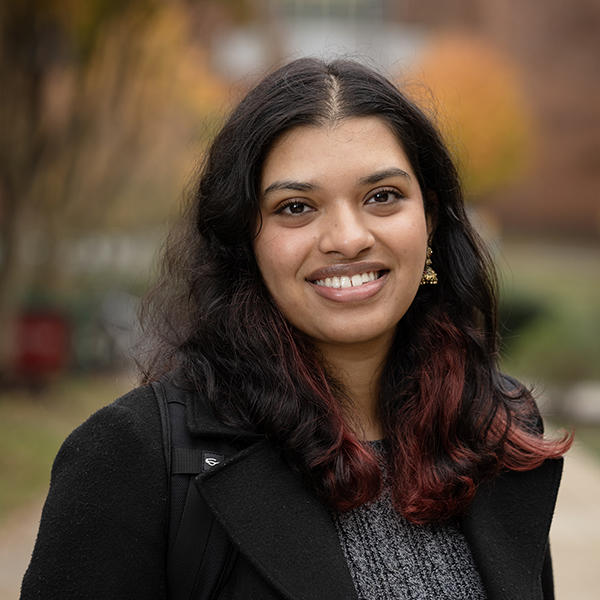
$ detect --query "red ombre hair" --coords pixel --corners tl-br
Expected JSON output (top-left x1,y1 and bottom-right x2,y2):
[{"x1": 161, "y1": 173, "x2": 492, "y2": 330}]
[
  {"x1": 214, "y1": 297, "x2": 571, "y2": 524},
  {"x1": 140, "y1": 58, "x2": 571, "y2": 524}
]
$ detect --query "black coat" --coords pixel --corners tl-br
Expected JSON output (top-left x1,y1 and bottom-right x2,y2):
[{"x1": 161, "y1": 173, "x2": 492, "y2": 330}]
[{"x1": 21, "y1": 382, "x2": 562, "y2": 600}]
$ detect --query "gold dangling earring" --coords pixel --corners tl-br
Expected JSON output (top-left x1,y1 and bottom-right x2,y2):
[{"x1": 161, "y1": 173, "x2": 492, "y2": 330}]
[{"x1": 420, "y1": 246, "x2": 438, "y2": 285}]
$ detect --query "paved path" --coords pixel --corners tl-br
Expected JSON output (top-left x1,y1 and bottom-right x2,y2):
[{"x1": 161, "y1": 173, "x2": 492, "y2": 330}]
[
  {"x1": 2, "y1": 444, "x2": 600, "y2": 599},
  {"x1": 551, "y1": 442, "x2": 600, "y2": 599},
  {"x1": 0, "y1": 498, "x2": 44, "y2": 599}
]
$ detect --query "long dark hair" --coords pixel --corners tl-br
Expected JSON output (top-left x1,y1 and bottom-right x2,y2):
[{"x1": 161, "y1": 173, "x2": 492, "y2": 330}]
[{"x1": 140, "y1": 58, "x2": 570, "y2": 523}]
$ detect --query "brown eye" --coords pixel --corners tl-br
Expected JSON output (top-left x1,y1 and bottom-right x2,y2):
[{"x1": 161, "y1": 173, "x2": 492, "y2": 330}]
[
  {"x1": 277, "y1": 200, "x2": 313, "y2": 216},
  {"x1": 366, "y1": 189, "x2": 403, "y2": 205},
  {"x1": 373, "y1": 192, "x2": 390, "y2": 203}
]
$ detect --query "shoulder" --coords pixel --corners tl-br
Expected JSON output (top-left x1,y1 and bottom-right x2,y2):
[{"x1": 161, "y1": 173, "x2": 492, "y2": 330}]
[
  {"x1": 47, "y1": 381, "x2": 168, "y2": 525},
  {"x1": 53, "y1": 383, "x2": 164, "y2": 480},
  {"x1": 21, "y1": 382, "x2": 169, "y2": 598}
]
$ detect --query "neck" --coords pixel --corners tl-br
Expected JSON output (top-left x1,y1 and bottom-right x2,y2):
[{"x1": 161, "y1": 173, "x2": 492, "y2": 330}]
[{"x1": 316, "y1": 334, "x2": 393, "y2": 441}]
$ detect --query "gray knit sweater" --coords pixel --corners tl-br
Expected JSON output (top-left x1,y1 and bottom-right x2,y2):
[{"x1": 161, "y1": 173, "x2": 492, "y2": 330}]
[{"x1": 332, "y1": 441, "x2": 487, "y2": 600}]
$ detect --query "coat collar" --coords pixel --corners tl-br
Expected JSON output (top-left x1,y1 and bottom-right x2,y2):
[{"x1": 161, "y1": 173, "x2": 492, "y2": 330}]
[
  {"x1": 195, "y1": 439, "x2": 358, "y2": 600},
  {"x1": 161, "y1": 370, "x2": 262, "y2": 442}
]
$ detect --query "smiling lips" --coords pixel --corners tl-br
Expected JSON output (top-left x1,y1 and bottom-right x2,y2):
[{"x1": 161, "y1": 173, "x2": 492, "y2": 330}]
[
  {"x1": 306, "y1": 262, "x2": 388, "y2": 302},
  {"x1": 314, "y1": 271, "x2": 380, "y2": 289}
]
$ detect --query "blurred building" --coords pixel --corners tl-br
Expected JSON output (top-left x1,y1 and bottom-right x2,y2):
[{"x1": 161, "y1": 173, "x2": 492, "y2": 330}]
[
  {"x1": 396, "y1": 0, "x2": 600, "y2": 238},
  {"x1": 212, "y1": 0, "x2": 427, "y2": 79}
]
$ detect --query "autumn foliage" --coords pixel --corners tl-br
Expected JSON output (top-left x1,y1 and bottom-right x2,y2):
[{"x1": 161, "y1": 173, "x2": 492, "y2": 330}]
[
  {"x1": 404, "y1": 33, "x2": 533, "y2": 200},
  {"x1": 0, "y1": 0, "x2": 231, "y2": 371}
]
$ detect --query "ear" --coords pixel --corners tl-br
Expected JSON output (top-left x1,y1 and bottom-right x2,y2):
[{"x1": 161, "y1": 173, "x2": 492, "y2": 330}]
[{"x1": 424, "y1": 190, "x2": 438, "y2": 239}]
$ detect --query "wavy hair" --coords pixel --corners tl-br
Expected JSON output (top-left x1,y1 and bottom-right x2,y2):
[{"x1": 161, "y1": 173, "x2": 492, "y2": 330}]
[{"x1": 140, "y1": 58, "x2": 570, "y2": 523}]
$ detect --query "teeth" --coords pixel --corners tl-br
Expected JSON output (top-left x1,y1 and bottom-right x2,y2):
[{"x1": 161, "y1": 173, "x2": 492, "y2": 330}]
[{"x1": 313, "y1": 271, "x2": 380, "y2": 288}]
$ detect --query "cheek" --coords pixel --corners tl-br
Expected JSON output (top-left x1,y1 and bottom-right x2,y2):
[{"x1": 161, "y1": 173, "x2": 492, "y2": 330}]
[
  {"x1": 382, "y1": 216, "x2": 428, "y2": 252},
  {"x1": 254, "y1": 238, "x2": 294, "y2": 291},
  {"x1": 255, "y1": 229, "x2": 314, "y2": 281},
  {"x1": 254, "y1": 229, "x2": 276, "y2": 273},
  {"x1": 260, "y1": 257, "x2": 286, "y2": 288}
]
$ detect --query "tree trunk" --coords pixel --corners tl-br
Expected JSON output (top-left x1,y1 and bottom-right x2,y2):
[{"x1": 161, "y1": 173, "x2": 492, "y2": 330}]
[{"x1": 0, "y1": 178, "x2": 33, "y2": 376}]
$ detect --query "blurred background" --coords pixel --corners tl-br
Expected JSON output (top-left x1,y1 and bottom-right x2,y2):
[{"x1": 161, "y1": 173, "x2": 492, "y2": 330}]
[{"x1": 1, "y1": 0, "x2": 599, "y2": 597}]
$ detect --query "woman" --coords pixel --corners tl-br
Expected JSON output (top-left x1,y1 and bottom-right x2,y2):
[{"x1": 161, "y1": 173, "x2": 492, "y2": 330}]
[{"x1": 22, "y1": 58, "x2": 570, "y2": 600}]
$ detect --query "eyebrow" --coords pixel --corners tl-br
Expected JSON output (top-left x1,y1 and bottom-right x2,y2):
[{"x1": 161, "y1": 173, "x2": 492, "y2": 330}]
[
  {"x1": 262, "y1": 167, "x2": 412, "y2": 197},
  {"x1": 359, "y1": 167, "x2": 411, "y2": 185},
  {"x1": 262, "y1": 180, "x2": 316, "y2": 196}
]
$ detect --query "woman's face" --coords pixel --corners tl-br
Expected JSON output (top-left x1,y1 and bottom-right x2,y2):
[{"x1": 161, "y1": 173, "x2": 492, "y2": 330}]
[{"x1": 254, "y1": 116, "x2": 431, "y2": 353}]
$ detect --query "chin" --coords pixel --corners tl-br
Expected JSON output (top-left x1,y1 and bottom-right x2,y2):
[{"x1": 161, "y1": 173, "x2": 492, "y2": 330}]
[{"x1": 311, "y1": 327, "x2": 396, "y2": 348}]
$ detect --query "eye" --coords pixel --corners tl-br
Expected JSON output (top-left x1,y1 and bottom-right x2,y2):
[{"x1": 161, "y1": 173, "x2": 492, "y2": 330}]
[
  {"x1": 366, "y1": 188, "x2": 404, "y2": 205},
  {"x1": 276, "y1": 200, "x2": 313, "y2": 216}
]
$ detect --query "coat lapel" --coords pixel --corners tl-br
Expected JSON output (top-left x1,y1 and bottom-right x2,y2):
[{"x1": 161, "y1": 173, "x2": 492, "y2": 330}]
[
  {"x1": 195, "y1": 439, "x2": 358, "y2": 600},
  {"x1": 462, "y1": 458, "x2": 563, "y2": 600}
]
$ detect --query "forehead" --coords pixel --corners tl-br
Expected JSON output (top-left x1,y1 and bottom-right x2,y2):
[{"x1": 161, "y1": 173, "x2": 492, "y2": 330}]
[{"x1": 261, "y1": 117, "x2": 415, "y2": 189}]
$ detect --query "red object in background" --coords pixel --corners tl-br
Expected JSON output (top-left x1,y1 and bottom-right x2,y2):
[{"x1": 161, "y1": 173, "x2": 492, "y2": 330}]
[{"x1": 14, "y1": 312, "x2": 70, "y2": 377}]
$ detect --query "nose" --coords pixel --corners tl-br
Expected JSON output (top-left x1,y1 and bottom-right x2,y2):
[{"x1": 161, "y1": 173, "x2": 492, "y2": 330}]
[{"x1": 318, "y1": 204, "x2": 375, "y2": 258}]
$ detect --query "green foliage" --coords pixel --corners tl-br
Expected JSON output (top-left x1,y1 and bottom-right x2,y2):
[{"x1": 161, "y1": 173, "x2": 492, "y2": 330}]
[
  {"x1": 498, "y1": 240, "x2": 600, "y2": 384},
  {"x1": 498, "y1": 289, "x2": 547, "y2": 345},
  {"x1": 501, "y1": 301, "x2": 600, "y2": 382}
]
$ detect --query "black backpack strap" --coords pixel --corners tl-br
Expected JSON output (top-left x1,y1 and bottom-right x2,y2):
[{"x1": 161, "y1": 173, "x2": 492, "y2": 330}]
[{"x1": 153, "y1": 379, "x2": 237, "y2": 600}]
